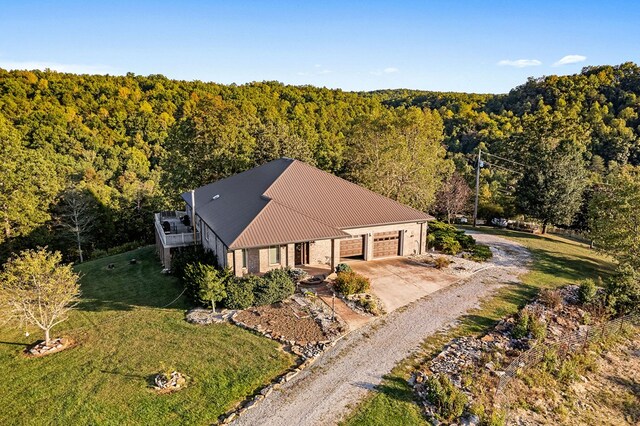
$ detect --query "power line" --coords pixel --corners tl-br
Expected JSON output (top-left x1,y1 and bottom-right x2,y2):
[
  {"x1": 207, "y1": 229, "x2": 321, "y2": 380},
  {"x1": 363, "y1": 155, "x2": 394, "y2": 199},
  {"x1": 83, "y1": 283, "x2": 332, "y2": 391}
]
[
  {"x1": 482, "y1": 160, "x2": 523, "y2": 175},
  {"x1": 482, "y1": 151, "x2": 527, "y2": 168}
]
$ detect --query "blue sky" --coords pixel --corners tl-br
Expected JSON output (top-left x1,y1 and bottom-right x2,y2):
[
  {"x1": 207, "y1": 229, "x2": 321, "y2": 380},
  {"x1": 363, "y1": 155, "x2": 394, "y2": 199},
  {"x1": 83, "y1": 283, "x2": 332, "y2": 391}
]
[{"x1": 0, "y1": 1, "x2": 638, "y2": 93}]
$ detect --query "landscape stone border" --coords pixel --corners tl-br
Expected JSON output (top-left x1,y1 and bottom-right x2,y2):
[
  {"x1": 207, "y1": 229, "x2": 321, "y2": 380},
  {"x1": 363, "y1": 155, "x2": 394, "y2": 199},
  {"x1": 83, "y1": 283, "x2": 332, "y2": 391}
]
[
  {"x1": 24, "y1": 337, "x2": 74, "y2": 357},
  {"x1": 216, "y1": 312, "x2": 341, "y2": 424}
]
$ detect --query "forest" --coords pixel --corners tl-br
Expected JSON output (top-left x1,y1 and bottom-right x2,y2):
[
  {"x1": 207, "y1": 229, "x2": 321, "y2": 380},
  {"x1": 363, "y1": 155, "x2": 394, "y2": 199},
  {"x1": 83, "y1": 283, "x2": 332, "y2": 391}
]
[{"x1": 2, "y1": 62, "x2": 640, "y2": 262}]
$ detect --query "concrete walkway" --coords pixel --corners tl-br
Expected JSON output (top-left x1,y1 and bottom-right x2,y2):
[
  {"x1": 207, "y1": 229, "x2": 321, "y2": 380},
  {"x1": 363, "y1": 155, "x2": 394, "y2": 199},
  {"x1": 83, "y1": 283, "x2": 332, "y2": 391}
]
[
  {"x1": 314, "y1": 284, "x2": 372, "y2": 331},
  {"x1": 233, "y1": 233, "x2": 531, "y2": 426}
]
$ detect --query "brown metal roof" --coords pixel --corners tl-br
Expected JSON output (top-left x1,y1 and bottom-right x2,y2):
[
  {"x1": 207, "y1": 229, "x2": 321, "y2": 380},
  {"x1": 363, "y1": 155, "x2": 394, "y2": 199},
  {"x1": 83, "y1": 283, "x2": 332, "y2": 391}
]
[{"x1": 183, "y1": 158, "x2": 434, "y2": 249}]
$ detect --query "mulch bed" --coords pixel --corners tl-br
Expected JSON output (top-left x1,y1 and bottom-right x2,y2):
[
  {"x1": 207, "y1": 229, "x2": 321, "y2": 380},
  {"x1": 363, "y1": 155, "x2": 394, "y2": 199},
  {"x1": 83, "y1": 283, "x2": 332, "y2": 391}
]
[{"x1": 235, "y1": 301, "x2": 327, "y2": 345}]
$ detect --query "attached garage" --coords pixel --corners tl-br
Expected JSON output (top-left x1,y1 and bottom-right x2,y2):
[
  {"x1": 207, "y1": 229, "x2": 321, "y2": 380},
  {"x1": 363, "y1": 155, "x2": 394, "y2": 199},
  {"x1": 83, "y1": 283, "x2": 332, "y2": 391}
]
[
  {"x1": 340, "y1": 235, "x2": 365, "y2": 258},
  {"x1": 373, "y1": 231, "x2": 400, "y2": 258}
]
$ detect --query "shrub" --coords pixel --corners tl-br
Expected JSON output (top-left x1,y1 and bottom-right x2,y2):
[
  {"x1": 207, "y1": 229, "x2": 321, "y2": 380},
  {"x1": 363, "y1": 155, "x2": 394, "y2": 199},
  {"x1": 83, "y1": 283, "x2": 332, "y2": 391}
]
[
  {"x1": 511, "y1": 311, "x2": 531, "y2": 339},
  {"x1": 335, "y1": 263, "x2": 352, "y2": 273},
  {"x1": 539, "y1": 288, "x2": 563, "y2": 309},
  {"x1": 423, "y1": 374, "x2": 468, "y2": 421},
  {"x1": 89, "y1": 241, "x2": 145, "y2": 260},
  {"x1": 470, "y1": 244, "x2": 493, "y2": 262},
  {"x1": 512, "y1": 310, "x2": 547, "y2": 340},
  {"x1": 171, "y1": 246, "x2": 218, "y2": 288},
  {"x1": 605, "y1": 265, "x2": 640, "y2": 315},
  {"x1": 457, "y1": 233, "x2": 475, "y2": 250},
  {"x1": 434, "y1": 256, "x2": 451, "y2": 269},
  {"x1": 578, "y1": 279, "x2": 598, "y2": 305},
  {"x1": 223, "y1": 278, "x2": 255, "y2": 309},
  {"x1": 429, "y1": 220, "x2": 476, "y2": 256},
  {"x1": 184, "y1": 262, "x2": 228, "y2": 311},
  {"x1": 352, "y1": 294, "x2": 384, "y2": 316},
  {"x1": 334, "y1": 271, "x2": 370, "y2": 295},
  {"x1": 253, "y1": 268, "x2": 295, "y2": 306},
  {"x1": 529, "y1": 316, "x2": 547, "y2": 341},
  {"x1": 285, "y1": 267, "x2": 308, "y2": 283},
  {"x1": 440, "y1": 236, "x2": 462, "y2": 255}
]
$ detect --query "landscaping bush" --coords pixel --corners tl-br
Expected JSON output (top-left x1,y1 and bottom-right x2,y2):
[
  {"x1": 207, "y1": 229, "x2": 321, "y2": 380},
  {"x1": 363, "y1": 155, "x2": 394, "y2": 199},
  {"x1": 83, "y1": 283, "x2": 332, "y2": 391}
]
[
  {"x1": 285, "y1": 267, "x2": 308, "y2": 283},
  {"x1": 470, "y1": 244, "x2": 493, "y2": 262},
  {"x1": 439, "y1": 235, "x2": 461, "y2": 255},
  {"x1": 604, "y1": 265, "x2": 639, "y2": 314},
  {"x1": 253, "y1": 268, "x2": 295, "y2": 306},
  {"x1": 539, "y1": 288, "x2": 563, "y2": 309},
  {"x1": 184, "y1": 262, "x2": 229, "y2": 311},
  {"x1": 423, "y1": 374, "x2": 468, "y2": 421},
  {"x1": 89, "y1": 241, "x2": 145, "y2": 260},
  {"x1": 334, "y1": 271, "x2": 370, "y2": 295},
  {"x1": 578, "y1": 279, "x2": 598, "y2": 305},
  {"x1": 335, "y1": 263, "x2": 352, "y2": 273},
  {"x1": 512, "y1": 310, "x2": 546, "y2": 340},
  {"x1": 171, "y1": 246, "x2": 218, "y2": 282},
  {"x1": 351, "y1": 294, "x2": 384, "y2": 316},
  {"x1": 457, "y1": 233, "x2": 475, "y2": 250},
  {"x1": 223, "y1": 277, "x2": 256, "y2": 309},
  {"x1": 529, "y1": 315, "x2": 547, "y2": 341},
  {"x1": 434, "y1": 256, "x2": 451, "y2": 269},
  {"x1": 511, "y1": 311, "x2": 531, "y2": 339},
  {"x1": 429, "y1": 220, "x2": 477, "y2": 256}
]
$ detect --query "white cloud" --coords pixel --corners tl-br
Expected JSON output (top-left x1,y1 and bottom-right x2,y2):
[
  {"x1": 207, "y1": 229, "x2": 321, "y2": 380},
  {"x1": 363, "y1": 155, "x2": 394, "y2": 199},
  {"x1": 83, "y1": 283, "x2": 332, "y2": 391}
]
[
  {"x1": 297, "y1": 68, "x2": 332, "y2": 77},
  {"x1": 497, "y1": 59, "x2": 542, "y2": 68},
  {"x1": 0, "y1": 60, "x2": 119, "y2": 75},
  {"x1": 553, "y1": 55, "x2": 587, "y2": 66},
  {"x1": 370, "y1": 67, "x2": 400, "y2": 76}
]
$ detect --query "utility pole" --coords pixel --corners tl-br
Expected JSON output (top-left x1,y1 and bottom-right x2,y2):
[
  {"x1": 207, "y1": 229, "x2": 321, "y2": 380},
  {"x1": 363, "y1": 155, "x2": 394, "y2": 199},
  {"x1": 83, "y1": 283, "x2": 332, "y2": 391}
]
[{"x1": 473, "y1": 148, "x2": 482, "y2": 227}]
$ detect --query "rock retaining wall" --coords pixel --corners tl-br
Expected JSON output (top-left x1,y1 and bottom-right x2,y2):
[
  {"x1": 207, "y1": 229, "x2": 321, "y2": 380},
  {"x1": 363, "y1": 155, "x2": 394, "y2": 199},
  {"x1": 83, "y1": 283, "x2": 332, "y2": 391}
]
[{"x1": 217, "y1": 312, "x2": 340, "y2": 424}]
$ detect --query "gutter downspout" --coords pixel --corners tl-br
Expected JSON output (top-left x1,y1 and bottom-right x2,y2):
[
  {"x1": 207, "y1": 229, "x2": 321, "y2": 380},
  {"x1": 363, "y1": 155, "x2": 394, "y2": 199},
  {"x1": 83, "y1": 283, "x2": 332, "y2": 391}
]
[{"x1": 191, "y1": 190, "x2": 197, "y2": 245}]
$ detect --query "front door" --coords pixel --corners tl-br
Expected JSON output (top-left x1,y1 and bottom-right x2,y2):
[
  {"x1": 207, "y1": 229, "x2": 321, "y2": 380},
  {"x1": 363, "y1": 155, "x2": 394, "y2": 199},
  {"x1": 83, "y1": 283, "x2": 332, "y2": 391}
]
[{"x1": 295, "y1": 242, "x2": 309, "y2": 265}]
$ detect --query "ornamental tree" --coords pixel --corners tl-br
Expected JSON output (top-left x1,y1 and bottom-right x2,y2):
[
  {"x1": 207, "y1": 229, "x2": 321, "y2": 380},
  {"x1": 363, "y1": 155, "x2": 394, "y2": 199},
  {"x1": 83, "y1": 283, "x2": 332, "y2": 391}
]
[
  {"x1": 0, "y1": 248, "x2": 81, "y2": 345},
  {"x1": 184, "y1": 262, "x2": 227, "y2": 312}
]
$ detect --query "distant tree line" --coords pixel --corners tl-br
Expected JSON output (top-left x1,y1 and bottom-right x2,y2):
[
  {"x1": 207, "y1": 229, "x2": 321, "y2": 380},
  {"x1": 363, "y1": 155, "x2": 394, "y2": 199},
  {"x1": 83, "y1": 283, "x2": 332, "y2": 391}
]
[{"x1": 2, "y1": 63, "x2": 640, "y2": 262}]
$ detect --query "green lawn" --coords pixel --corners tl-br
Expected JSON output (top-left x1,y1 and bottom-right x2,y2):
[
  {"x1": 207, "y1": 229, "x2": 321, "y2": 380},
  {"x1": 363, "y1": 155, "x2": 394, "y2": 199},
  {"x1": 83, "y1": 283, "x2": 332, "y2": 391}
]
[
  {"x1": 342, "y1": 228, "x2": 615, "y2": 426},
  {"x1": 0, "y1": 246, "x2": 294, "y2": 425}
]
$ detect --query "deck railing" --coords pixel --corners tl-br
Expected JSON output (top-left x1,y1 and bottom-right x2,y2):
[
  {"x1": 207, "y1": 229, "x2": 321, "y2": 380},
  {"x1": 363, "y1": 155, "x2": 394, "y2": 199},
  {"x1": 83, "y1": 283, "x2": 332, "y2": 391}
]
[{"x1": 155, "y1": 211, "x2": 199, "y2": 247}]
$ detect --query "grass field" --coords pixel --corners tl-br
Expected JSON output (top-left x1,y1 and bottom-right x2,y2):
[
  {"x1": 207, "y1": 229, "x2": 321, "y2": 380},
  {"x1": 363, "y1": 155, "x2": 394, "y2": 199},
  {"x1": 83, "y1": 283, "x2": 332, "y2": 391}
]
[
  {"x1": 0, "y1": 246, "x2": 293, "y2": 425},
  {"x1": 342, "y1": 228, "x2": 615, "y2": 426}
]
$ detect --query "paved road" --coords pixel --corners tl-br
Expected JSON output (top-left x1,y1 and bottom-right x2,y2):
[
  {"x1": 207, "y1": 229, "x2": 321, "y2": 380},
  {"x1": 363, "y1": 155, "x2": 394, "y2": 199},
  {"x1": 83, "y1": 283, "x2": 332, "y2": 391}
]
[{"x1": 233, "y1": 233, "x2": 531, "y2": 426}]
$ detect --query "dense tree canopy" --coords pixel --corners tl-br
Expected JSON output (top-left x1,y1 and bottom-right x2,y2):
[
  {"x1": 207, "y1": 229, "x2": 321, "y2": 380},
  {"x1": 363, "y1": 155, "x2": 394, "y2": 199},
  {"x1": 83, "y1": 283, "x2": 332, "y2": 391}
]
[
  {"x1": 589, "y1": 165, "x2": 640, "y2": 269},
  {"x1": 2, "y1": 63, "x2": 640, "y2": 261}
]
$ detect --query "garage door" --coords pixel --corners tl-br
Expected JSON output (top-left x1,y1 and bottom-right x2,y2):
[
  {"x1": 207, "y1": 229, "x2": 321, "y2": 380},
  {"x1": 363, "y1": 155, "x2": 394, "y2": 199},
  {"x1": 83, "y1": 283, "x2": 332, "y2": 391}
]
[
  {"x1": 373, "y1": 231, "x2": 400, "y2": 258},
  {"x1": 340, "y1": 236, "x2": 365, "y2": 258}
]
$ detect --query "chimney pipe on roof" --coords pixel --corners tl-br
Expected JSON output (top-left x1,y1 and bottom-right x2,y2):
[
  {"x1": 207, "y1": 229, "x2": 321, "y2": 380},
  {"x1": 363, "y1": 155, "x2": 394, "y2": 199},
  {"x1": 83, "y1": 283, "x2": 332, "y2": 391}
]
[{"x1": 191, "y1": 190, "x2": 196, "y2": 245}]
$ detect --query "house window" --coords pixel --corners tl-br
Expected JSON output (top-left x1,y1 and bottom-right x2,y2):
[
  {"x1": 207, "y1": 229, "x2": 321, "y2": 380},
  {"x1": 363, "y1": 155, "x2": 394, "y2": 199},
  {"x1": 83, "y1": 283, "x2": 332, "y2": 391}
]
[
  {"x1": 242, "y1": 249, "x2": 248, "y2": 268},
  {"x1": 269, "y1": 246, "x2": 280, "y2": 265}
]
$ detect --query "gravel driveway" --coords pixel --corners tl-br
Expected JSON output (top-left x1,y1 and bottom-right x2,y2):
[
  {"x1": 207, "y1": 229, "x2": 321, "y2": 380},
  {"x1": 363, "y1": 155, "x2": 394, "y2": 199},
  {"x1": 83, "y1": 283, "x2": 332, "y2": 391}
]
[{"x1": 233, "y1": 232, "x2": 531, "y2": 426}]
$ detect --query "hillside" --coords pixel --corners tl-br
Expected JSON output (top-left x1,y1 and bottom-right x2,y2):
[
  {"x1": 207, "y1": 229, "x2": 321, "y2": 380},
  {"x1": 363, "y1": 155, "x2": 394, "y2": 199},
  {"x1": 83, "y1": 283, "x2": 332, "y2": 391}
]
[{"x1": 2, "y1": 63, "x2": 640, "y2": 262}]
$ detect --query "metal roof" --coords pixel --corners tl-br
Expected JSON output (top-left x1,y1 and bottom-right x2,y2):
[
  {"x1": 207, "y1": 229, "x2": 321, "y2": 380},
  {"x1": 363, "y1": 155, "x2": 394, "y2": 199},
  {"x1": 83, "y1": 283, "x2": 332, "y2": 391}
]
[{"x1": 182, "y1": 158, "x2": 434, "y2": 249}]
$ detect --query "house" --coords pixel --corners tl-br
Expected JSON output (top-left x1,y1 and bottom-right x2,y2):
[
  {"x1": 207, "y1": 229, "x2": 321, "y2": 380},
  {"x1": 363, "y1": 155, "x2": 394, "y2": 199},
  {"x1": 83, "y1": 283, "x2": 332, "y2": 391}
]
[{"x1": 155, "y1": 158, "x2": 434, "y2": 276}]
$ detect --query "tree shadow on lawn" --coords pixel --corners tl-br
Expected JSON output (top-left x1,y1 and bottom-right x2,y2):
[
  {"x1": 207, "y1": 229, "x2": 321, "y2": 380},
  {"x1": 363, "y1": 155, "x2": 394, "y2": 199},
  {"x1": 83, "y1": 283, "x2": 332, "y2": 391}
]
[
  {"x1": 75, "y1": 247, "x2": 191, "y2": 313},
  {"x1": 527, "y1": 247, "x2": 613, "y2": 285},
  {"x1": 371, "y1": 375, "x2": 418, "y2": 403},
  {"x1": 456, "y1": 281, "x2": 537, "y2": 335}
]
